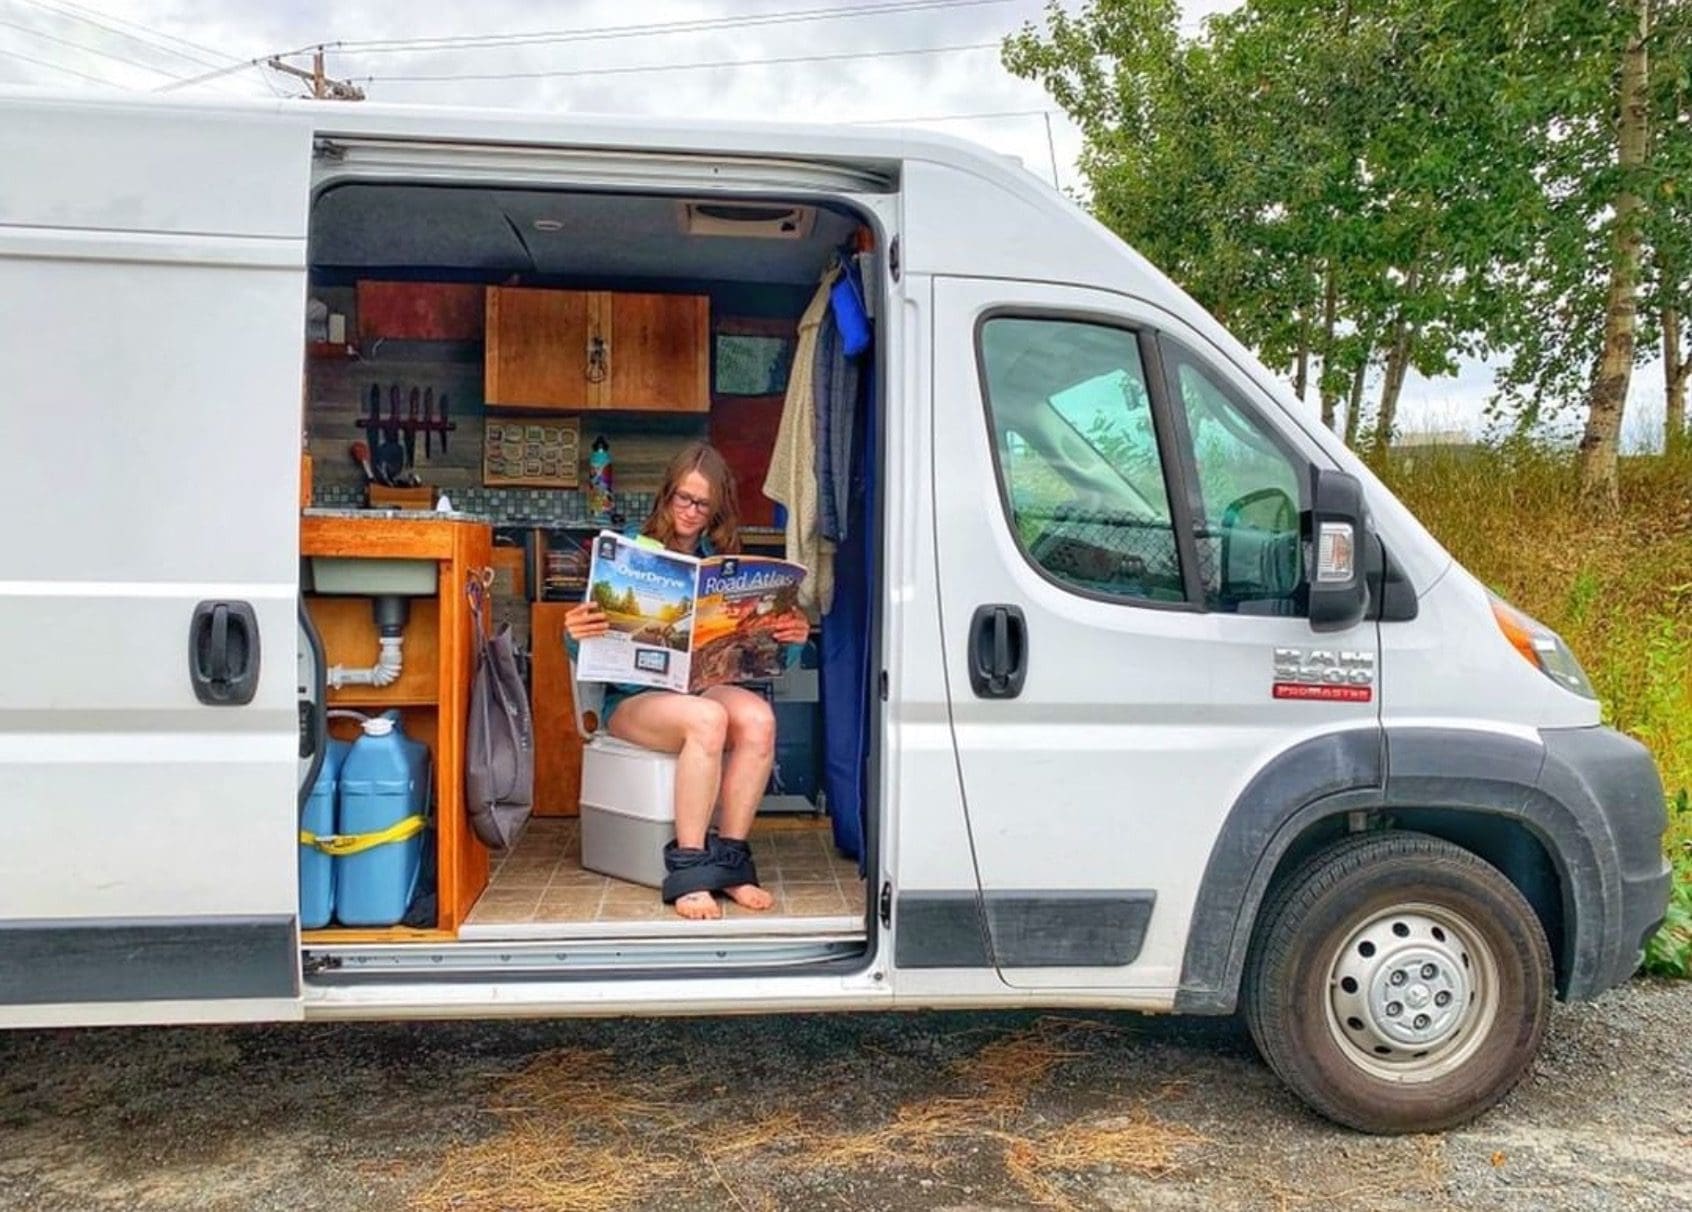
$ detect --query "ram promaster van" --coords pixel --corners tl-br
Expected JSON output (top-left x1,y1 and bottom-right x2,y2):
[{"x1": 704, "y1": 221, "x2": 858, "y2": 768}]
[{"x1": 0, "y1": 92, "x2": 1672, "y2": 1135}]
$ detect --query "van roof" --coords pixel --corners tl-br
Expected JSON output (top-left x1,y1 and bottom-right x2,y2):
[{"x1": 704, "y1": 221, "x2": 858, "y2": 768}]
[{"x1": 1, "y1": 86, "x2": 1029, "y2": 186}]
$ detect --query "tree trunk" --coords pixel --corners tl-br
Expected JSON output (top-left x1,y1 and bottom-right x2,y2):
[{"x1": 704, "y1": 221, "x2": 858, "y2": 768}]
[
  {"x1": 1343, "y1": 354, "x2": 1369, "y2": 448},
  {"x1": 1293, "y1": 315, "x2": 1311, "y2": 402},
  {"x1": 1319, "y1": 261, "x2": 1339, "y2": 430},
  {"x1": 1373, "y1": 321, "x2": 1412, "y2": 451},
  {"x1": 1665, "y1": 304, "x2": 1687, "y2": 455},
  {"x1": 1577, "y1": 0, "x2": 1650, "y2": 505}
]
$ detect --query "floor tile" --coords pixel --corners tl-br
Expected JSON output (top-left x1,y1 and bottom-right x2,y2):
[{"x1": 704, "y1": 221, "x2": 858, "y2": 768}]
[
  {"x1": 468, "y1": 817, "x2": 866, "y2": 925},
  {"x1": 536, "y1": 891, "x2": 604, "y2": 919}
]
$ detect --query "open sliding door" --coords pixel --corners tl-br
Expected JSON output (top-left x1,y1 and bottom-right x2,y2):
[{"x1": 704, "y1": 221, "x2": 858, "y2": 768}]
[{"x1": 0, "y1": 98, "x2": 312, "y2": 1026}]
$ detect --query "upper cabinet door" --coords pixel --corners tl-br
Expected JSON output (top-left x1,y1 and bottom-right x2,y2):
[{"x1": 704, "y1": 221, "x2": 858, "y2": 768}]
[
  {"x1": 484, "y1": 286, "x2": 601, "y2": 409},
  {"x1": 605, "y1": 292, "x2": 710, "y2": 412},
  {"x1": 484, "y1": 288, "x2": 709, "y2": 412}
]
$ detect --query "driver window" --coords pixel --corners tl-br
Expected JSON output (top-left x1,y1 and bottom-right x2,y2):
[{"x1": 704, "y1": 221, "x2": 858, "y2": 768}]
[
  {"x1": 1163, "y1": 347, "x2": 1305, "y2": 614},
  {"x1": 979, "y1": 317, "x2": 1185, "y2": 603}
]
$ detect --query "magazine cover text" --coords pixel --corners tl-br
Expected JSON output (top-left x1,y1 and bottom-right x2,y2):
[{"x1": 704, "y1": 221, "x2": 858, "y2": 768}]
[
  {"x1": 689, "y1": 557, "x2": 805, "y2": 692},
  {"x1": 574, "y1": 534, "x2": 696, "y2": 693}
]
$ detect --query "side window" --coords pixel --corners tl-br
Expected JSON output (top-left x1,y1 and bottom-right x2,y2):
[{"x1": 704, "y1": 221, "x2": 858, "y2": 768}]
[
  {"x1": 978, "y1": 317, "x2": 1185, "y2": 603},
  {"x1": 1164, "y1": 346, "x2": 1306, "y2": 614}
]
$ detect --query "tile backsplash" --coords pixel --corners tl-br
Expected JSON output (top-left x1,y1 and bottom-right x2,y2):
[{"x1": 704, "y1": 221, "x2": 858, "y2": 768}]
[{"x1": 311, "y1": 482, "x2": 657, "y2": 525}]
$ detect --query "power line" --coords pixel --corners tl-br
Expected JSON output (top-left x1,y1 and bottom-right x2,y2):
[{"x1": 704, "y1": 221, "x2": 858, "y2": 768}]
[
  {"x1": 19, "y1": 0, "x2": 280, "y2": 96},
  {"x1": 0, "y1": 11, "x2": 180, "y2": 80},
  {"x1": 0, "y1": 43, "x2": 119, "y2": 85},
  {"x1": 18, "y1": 0, "x2": 227, "y2": 69},
  {"x1": 368, "y1": 40, "x2": 1001, "y2": 85},
  {"x1": 336, "y1": 0, "x2": 1012, "y2": 55}
]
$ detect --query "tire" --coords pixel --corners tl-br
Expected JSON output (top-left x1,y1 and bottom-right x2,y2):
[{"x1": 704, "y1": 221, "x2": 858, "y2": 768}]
[{"x1": 1244, "y1": 830, "x2": 1553, "y2": 1134}]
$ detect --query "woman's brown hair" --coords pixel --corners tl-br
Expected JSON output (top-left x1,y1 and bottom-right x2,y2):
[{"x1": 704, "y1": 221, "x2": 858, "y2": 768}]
[{"x1": 643, "y1": 440, "x2": 742, "y2": 554}]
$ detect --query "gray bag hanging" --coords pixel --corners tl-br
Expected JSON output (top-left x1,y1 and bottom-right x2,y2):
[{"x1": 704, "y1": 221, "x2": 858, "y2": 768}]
[{"x1": 465, "y1": 574, "x2": 534, "y2": 851}]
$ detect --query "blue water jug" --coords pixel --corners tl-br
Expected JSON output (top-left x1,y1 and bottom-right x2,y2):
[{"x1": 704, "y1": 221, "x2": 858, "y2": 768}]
[
  {"x1": 299, "y1": 739, "x2": 350, "y2": 929},
  {"x1": 336, "y1": 711, "x2": 429, "y2": 926}
]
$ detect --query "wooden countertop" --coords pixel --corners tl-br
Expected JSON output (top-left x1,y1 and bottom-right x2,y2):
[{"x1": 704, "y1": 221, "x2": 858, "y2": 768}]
[{"x1": 302, "y1": 512, "x2": 491, "y2": 561}]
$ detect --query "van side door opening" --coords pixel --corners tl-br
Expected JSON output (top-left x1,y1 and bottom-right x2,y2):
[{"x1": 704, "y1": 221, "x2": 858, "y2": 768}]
[{"x1": 298, "y1": 169, "x2": 890, "y2": 974}]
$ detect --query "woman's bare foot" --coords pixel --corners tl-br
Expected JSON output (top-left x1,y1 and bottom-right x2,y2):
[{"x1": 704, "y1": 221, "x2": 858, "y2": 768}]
[
  {"x1": 723, "y1": 883, "x2": 775, "y2": 911},
  {"x1": 674, "y1": 890, "x2": 721, "y2": 920}
]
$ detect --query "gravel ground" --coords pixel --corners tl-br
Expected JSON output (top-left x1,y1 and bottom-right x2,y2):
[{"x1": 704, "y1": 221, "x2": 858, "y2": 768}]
[{"x1": 0, "y1": 979, "x2": 1686, "y2": 1212}]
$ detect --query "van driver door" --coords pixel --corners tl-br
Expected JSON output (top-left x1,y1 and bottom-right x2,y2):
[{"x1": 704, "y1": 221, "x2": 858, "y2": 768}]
[
  {"x1": 931, "y1": 276, "x2": 1379, "y2": 994},
  {"x1": 0, "y1": 100, "x2": 311, "y2": 1026}
]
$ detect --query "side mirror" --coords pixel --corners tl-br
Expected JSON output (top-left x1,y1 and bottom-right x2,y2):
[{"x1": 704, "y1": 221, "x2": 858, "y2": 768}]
[{"x1": 1306, "y1": 468, "x2": 1370, "y2": 633}]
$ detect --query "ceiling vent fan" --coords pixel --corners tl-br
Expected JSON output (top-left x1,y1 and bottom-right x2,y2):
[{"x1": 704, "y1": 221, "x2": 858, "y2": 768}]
[{"x1": 678, "y1": 200, "x2": 816, "y2": 239}]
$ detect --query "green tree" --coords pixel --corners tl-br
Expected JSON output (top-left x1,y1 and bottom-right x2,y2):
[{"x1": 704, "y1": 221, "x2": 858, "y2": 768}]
[
  {"x1": 1005, "y1": 0, "x2": 1547, "y2": 454},
  {"x1": 1483, "y1": 1, "x2": 1691, "y2": 490}
]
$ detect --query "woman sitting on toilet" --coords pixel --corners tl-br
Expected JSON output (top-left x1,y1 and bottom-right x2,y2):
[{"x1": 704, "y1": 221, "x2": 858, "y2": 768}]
[{"x1": 564, "y1": 441, "x2": 811, "y2": 920}]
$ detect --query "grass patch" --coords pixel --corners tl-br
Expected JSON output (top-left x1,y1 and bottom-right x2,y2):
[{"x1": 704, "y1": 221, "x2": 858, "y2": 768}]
[{"x1": 1379, "y1": 446, "x2": 1692, "y2": 975}]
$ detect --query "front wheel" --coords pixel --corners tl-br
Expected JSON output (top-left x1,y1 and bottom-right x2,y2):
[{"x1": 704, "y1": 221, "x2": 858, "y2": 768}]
[{"x1": 1244, "y1": 831, "x2": 1553, "y2": 1134}]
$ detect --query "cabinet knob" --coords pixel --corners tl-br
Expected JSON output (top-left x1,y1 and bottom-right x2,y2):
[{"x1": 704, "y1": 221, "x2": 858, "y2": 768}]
[{"x1": 586, "y1": 332, "x2": 608, "y2": 383}]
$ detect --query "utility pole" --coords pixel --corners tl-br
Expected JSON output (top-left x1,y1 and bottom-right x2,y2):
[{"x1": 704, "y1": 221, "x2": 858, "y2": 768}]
[{"x1": 266, "y1": 46, "x2": 364, "y2": 100}]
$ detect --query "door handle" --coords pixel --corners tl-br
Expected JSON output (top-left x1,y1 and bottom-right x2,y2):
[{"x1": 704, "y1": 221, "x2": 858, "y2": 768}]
[
  {"x1": 189, "y1": 600, "x2": 261, "y2": 706},
  {"x1": 968, "y1": 604, "x2": 1028, "y2": 699}
]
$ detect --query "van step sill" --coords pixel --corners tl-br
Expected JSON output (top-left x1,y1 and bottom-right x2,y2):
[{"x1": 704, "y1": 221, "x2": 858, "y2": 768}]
[
  {"x1": 456, "y1": 913, "x2": 865, "y2": 944},
  {"x1": 304, "y1": 935, "x2": 864, "y2": 980}
]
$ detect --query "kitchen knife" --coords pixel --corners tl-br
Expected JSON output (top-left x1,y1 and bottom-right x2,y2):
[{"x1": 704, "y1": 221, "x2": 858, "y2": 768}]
[
  {"x1": 373, "y1": 383, "x2": 405, "y2": 486},
  {"x1": 365, "y1": 384, "x2": 381, "y2": 453},
  {"x1": 423, "y1": 386, "x2": 434, "y2": 458},
  {"x1": 439, "y1": 392, "x2": 450, "y2": 453},
  {"x1": 406, "y1": 386, "x2": 420, "y2": 470}
]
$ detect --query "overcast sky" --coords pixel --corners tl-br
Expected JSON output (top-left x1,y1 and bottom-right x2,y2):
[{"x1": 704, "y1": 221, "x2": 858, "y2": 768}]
[{"x1": 0, "y1": 0, "x2": 1667, "y2": 446}]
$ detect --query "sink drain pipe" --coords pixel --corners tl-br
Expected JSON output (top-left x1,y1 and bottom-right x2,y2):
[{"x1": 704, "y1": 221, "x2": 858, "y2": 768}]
[{"x1": 327, "y1": 595, "x2": 409, "y2": 689}]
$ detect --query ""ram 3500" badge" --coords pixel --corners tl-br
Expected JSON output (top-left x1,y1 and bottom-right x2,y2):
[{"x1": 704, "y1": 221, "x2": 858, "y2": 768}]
[{"x1": 1272, "y1": 647, "x2": 1376, "y2": 702}]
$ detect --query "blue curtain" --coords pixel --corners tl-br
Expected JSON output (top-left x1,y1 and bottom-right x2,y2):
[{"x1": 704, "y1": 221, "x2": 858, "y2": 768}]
[{"x1": 819, "y1": 375, "x2": 873, "y2": 865}]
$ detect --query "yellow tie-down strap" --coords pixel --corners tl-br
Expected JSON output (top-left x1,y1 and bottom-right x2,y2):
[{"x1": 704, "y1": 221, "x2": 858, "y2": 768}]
[{"x1": 300, "y1": 815, "x2": 425, "y2": 856}]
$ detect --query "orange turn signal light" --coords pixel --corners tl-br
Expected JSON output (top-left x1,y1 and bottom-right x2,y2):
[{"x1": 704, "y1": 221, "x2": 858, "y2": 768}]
[{"x1": 1490, "y1": 597, "x2": 1542, "y2": 669}]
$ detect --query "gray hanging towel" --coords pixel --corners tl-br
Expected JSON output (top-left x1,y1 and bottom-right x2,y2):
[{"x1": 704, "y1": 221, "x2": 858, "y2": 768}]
[{"x1": 813, "y1": 299, "x2": 861, "y2": 546}]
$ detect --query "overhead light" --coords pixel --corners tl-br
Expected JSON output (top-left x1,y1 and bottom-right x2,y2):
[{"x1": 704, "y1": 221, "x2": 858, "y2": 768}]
[
  {"x1": 532, "y1": 218, "x2": 564, "y2": 232},
  {"x1": 678, "y1": 200, "x2": 816, "y2": 239}
]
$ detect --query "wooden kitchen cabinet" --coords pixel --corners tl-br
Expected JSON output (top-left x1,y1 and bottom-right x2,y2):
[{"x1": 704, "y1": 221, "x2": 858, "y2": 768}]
[
  {"x1": 484, "y1": 286, "x2": 708, "y2": 413},
  {"x1": 604, "y1": 292, "x2": 710, "y2": 411},
  {"x1": 300, "y1": 514, "x2": 494, "y2": 939},
  {"x1": 485, "y1": 287, "x2": 600, "y2": 409},
  {"x1": 530, "y1": 601, "x2": 584, "y2": 817}
]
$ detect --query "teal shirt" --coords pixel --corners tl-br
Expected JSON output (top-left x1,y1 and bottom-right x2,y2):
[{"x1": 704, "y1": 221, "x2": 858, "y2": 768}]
[{"x1": 565, "y1": 529, "x2": 803, "y2": 723}]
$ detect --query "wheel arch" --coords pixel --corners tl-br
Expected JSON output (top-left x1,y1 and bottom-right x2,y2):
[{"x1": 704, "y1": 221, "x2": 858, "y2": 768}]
[{"x1": 1175, "y1": 726, "x2": 1617, "y2": 1014}]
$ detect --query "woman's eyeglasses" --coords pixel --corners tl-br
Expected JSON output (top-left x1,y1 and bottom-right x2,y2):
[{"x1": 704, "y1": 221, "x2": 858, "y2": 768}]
[{"x1": 671, "y1": 488, "x2": 713, "y2": 516}]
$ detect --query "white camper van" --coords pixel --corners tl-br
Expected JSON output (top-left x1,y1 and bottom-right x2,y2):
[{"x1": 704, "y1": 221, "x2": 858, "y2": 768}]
[{"x1": 0, "y1": 91, "x2": 1671, "y2": 1135}]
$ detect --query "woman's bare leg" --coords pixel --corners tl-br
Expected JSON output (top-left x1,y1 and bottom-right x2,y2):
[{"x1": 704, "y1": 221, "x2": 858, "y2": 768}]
[
  {"x1": 607, "y1": 690, "x2": 729, "y2": 919},
  {"x1": 701, "y1": 685, "x2": 777, "y2": 911}
]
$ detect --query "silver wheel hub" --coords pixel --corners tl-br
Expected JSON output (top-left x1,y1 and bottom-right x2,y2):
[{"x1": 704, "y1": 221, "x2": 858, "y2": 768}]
[
  {"x1": 1326, "y1": 904, "x2": 1498, "y2": 1081},
  {"x1": 1365, "y1": 946, "x2": 1468, "y2": 1047}
]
